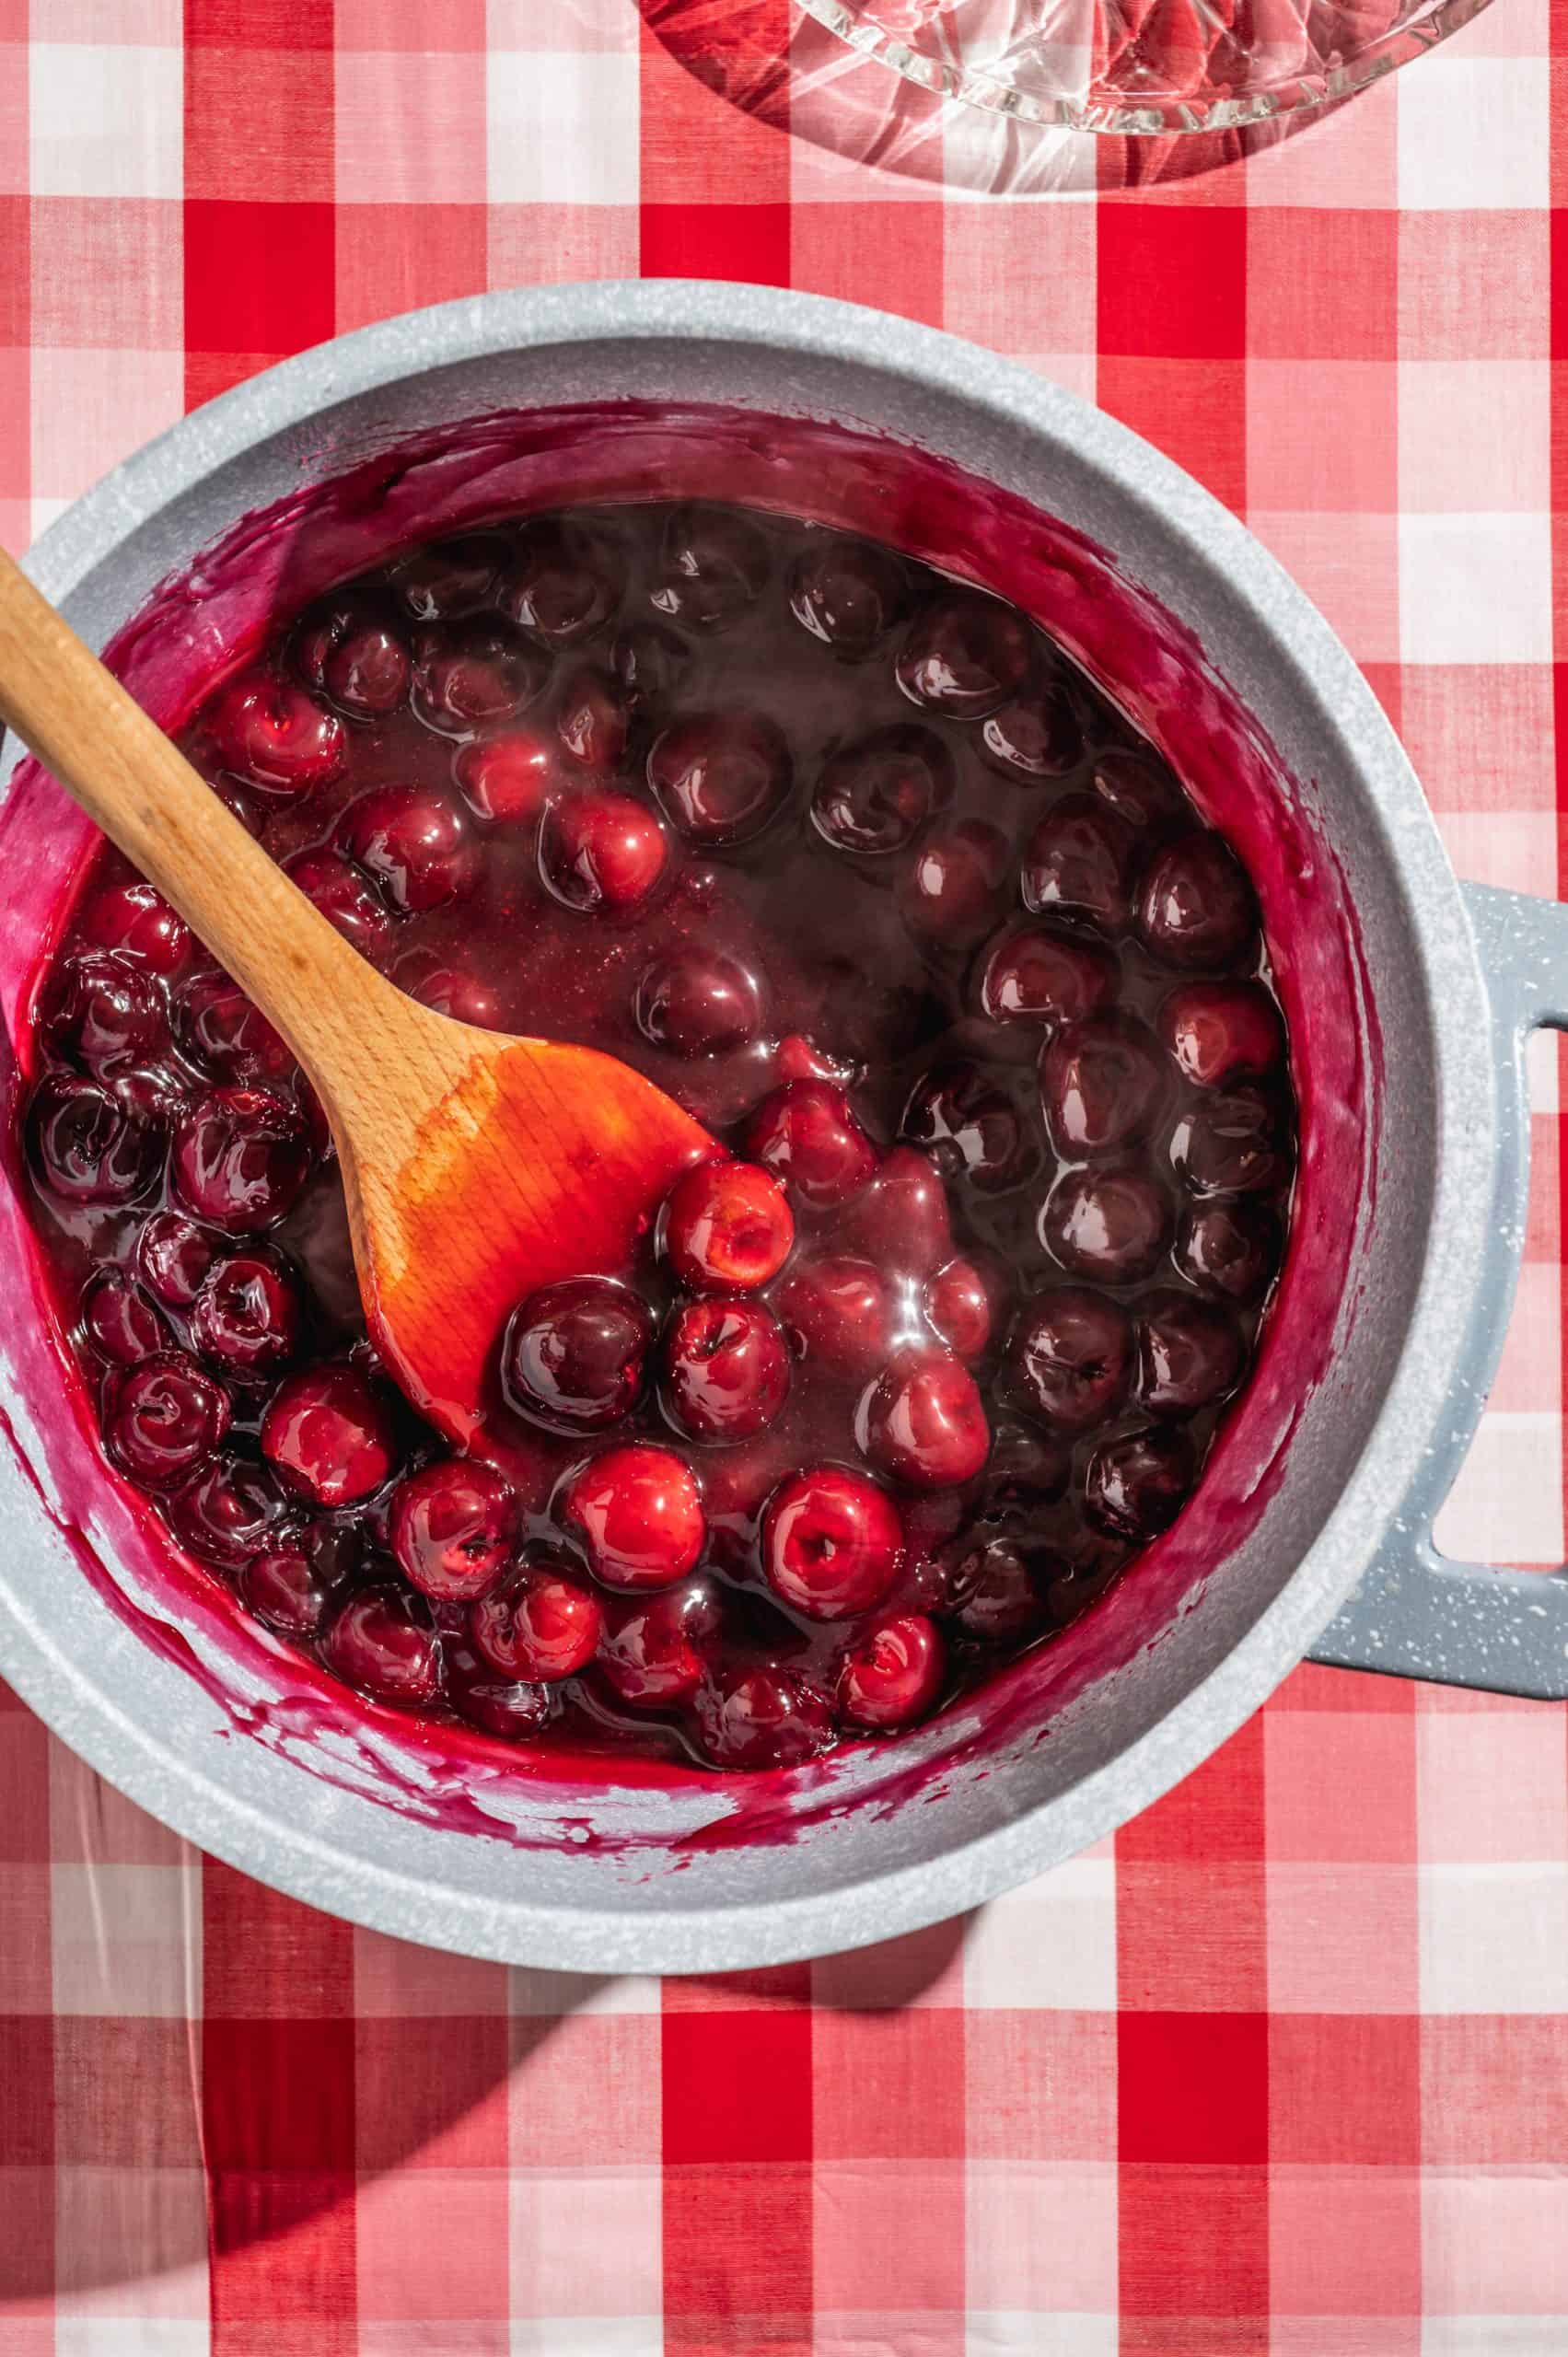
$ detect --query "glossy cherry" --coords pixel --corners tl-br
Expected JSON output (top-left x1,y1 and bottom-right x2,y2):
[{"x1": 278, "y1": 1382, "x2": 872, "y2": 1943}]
[
  {"x1": 177, "y1": 970, "x2": 293, "y2": 1085},
  {"x1": 323, "y1": 1586, "x2": 441, "y2": 1707},
  {"x1": 79, "y1": 881, "x2": 192, "y2": 976},
  {"x1": 977, "y1": 924, "x2": 1116, "y2": 1028},
  {"x1": 238, "y1": 1541, "x2": 343, "y2": 1641},
  {"x1": 388, "y1": 1458, "x2": 521, "y2": 1601},
  {"x1": 648, "y1": 712, "x2": 792, "y2": 846},
  {"x1": 501, "y1": 519, "x2": 617, "y2": 646},
  {"x1": 412, "y1": 620, "x2": 548, "y2": 735},
  {"x1": 443, "y1": 1640, "x2": 561, "y2": 1738},
  {"x1": 839, "y1": 1612, "x2": 946, "y2": 1729},
  {"x1": 28, "y1": 1075, "x2": 159, "y2": 1206},
  {"x1": 1092, "y1": 748, "x2": 1188, "y2": 833},
  {"x1": 295, "y1": 594, "x2": 412, "y2": 719},
  {"x1": 774, "y1": 1254, "x2": 893, "y2": 1382},
  {"x1": 597, "y1": 1584, "x2": 711, "y2": 1707},
  {"x1": 46, "y1": 952, "x2": 163, "y2": 1076},
  {"x1": 282, "y1": 847, "x2": 396, "y2": 961},
  {"x1": 611, "y1": 621, "x2": 692, "y2": 708},
  {"x1": 1136, "y1": 831, "x2": 1259, "y2": 970},
  {"x1": 692, "y1": 1666, "x2": 834, "y2": 1771},
  {"x1": 80, "y1": 1268, "x2": 166, "y2": 1365},
  {"x1": 170, "y1": 1086, "x2": 310, "y2": 1234},
  {"x1": 1040, "y1": 1015, "x2": 1167, "y2": 1158},
  {"x1": 924, "y1": 1255, "x2": 1001, "y2": 1361},
  {"x1": 559, "y1": 1443, "x2": 706, "y2": 1591},
  {"x1": 857, "y1": 1347, "x2": 991, "y2": 1491},
  {"x1": 1007, "y1": 1287, "x2": 1132, "y2": 1434},
  {"x1": 1020, "y1": 793, "x2": 1136, "y2": 934},
  {"x1": 453, "y1": 728, "x2": 563, "y2": 827},
  {"x1": 260, "y1": 1361, "x2": 399, "y2": 1508},
  {"x1": 1174, "y1": 1198, "x2": 1282, "y2": 1303},
  {"x1": 104, "y1": 1351, "x2": 230, "y2": 1490},
  {"x1": 554, "y1": 665, "x2": 630, "y2": 771},
  {"x1": 206, "y1": 667, "x2": 346, "y2": 799},
  {"x1": 470, "y1": 1558, "x2": 603, "y2": 1678},
  {"x1": 897, "y1": 819, "x2": 1008, "y2": 944},
  {"x1": 502, "y1": 1276, "x2": 653, "y2": 1434},
  {"x1": 761, "y1": 1464, "x2": 904, "y2": 1620},
  {"x1": 190, "y1": 1248, "x2": 304, "y2": 1376},
  {"x1": 741, "y1": 1080, "x2": 877, "y2": 1210},
  {"x1": 789, "y1": 536, "x2": 905, "y2": 656},
  {"x1": 896, "y1": 594, "x2": 1032, "y2": 717},
  {"x1": 981, "y1": 678, "x2": 1083, "y2": 780},
  {"x1": 942, "y1": 1534, "x2": 1052, "y2": 1643},
  {"x1": 635, "y1": 949, "x2": 762, "y2": 1056},
  {"x1": 659, "y1": 1158, "x2": 794, "y2": 1293},
  {"x1": 337, "y1": 784, "x2": 478, "y2": 913},
  {"x1": 652, "y1": 504, "x2": 769, "y2": 631},
  {"x1": 1168, "y1": 1086, "x2": 1286, "y2": 1197},
  {"x1": 1084, "y1": 1425, "x2": 1195, "y2": 1539},
  {"x1": 135, "y1": 1211, "x2": 218, "y2": 1308},
  {"x1": 811, "y1": 726, "x2": 951, "y2": 856},
  {"x1": 1160, "y1": 980, "x2": 1285, "y2": 1088},
  {"x1": 900, "y1": 1062, "x2": 1030, "y2": 1193},
  {"x1": 394, "y1": 536, "x2": 504, "y2": 621},
  {"x1": 539, "y1": 791, "x2": 668, "y2": 914},
  {"x1": 661, "y1": 1297, "x2": 791, "y2": 1444},
  {"x1": 1135, "y1": 1289, "x2": 1245, "y2": 1417},
  {"x1": 1040, "y1": 1164, "x2": 1170, "y2": 1285},
  {"x1": 163, "y1": 1453, "x2": 288, "y2": 1569}
]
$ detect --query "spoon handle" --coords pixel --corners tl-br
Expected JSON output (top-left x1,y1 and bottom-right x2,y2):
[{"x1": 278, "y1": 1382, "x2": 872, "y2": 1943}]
[{"x1": 0, "y1": 544, "x2": 401, "y2": 1082}]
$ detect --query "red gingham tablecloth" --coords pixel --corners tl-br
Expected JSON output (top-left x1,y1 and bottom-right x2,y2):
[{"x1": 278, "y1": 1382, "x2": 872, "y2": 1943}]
[{"x1": 3, "y1": 2, "x2": 1568, "y2": 2350}]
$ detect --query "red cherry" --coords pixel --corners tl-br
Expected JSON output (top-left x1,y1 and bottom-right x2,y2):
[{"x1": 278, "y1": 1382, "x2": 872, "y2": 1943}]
[
  {"x1": 104, "y1": 1350, "x2": 230, "y2": 1490},
  {"x1": 659, "y1": 1159, "x2": 794, "y2": 1293},
  {"x1": 559, "y1": 1444, "x2": 705, "y2": 1592},
  {"x1": 500, "y1": 519, "x2": 617, "y2": 646},
  {"x1": 163, "y1": 1452, "x2": 288, "y2": 1568},
  {"x1": 900, "y1": 1062, "x2": 1031, "y2": 1194},
  {"x1": 283, "y1": 848, "x2": 396, "y2": 962},
  {"x1": 942, "y1": 1535, "x2": 1053, "y2": 1643},
  {"x1": 443, "y1": 1639, "x2": 561, "y2": 1738},
  {"x1": 1040, "y1": 1015, "x2": 1167, "y2": 1158},
  {"x1": 393, "y1": 951, "x2": 504, "y2": 1030},
  {"x1": 741, "y1": 1080, "x2": 877, "y2": 1210},
  {"x1": 610, "y1": 622, "x2": 692, "y2": 708},
  {"x1": 1174, "y1": 1198, "x2": 1282, "y2": 1302},
  {"x1": 239, "y1": 1541, "x2": 343, "y2": 1641},
  {"x1": 761, "y1": 1465, "x2": 903, "y2": 1620},
  {"x1": 857, "y1": 1347, "x2": 991, "y2": 1491},
  {"x1": 647, "y1": 713, "x2": 793, "y2": 847},
  {"x1": 597, "y1": 1584, "x2": 711, "y2": 1707},
  {"x1": 388, "y1": 1459, "x2": 521, "y2": 1601},
  {"x1": 46, "y1": 952, "x2": 164, "y2": 1075},
  {"x1": 501, "y1": 1276, "x2": 652, "y2": 1433},
  {"x1": 924, "y1": 1254, "x2": 1003, "y2": 1361},
  {"x1": 136, "y1": 1210, "x2": 219, "y2": 1307},
  {"x1": 555, "y1": 666, "x2": 630, "y2": 771},
  {"x1": 660, "y1": 1297, "x2": 791, "y2": 1444},
  {"x1": 28, "y1": 1075, "x2": 159, "y2": 1206},
  {"x1": 394, "y1": 536, "x2": 505, "y2": 621},
  {"x1": 773, "y1": 1253, "x2": 891, "y2": 1382},
  {"x1": 896, "y1": 594, "x2": 1032, "y2": 718},
  {"x1": 261, "y1": 1362, "x2": 399, "y2": 1507},
  {"x1": 412, "y1": 620, "x2": 549, "y2": 736},
  {"x1": 80, "y1": 1268, "x2": 167, "y2": 1365},
  {"x1": 323, "y1": 1586, "x2": 440, "y2": 1707},
  {"x1": 470, "y1": 1558, "x2": 603, "y2": 1679},
  {"x1": 539, "y1": 791, "x2": 668, "y2": 914},
  {"x1": 839, "y1": 1613, "x2": 946, "y2": 1730},
  {"x1": 189, "y1": 1247, "x2": 304, "y2": 1376},
  {"x1": 692, "y1": 1667, "x2": 834, "y2": 1771},
  {"x1": 1136, "y1": 832, "x2": 1259, "y2": 970},
  {"x1": 1093, "y1": 747, "x2": 1188, "y2": 832},
  {"x1": 789, "y1": 536, "x2": 906, "y2": 657},
  {"x1": 651, "y1": 505, "x2": 770, "y2": 632},
  {"x1": 811, "y1": 726, "x2": 952, "y2": 856},
  {"x1": 1160, "y1": 981, "x2": 1285, "y2": 1088},
  {"x1": 1039, "y1": 1165, "x2": 1170, "y2": 1285},
  {"x1": 1006, "y1": 1287, "x2": 1132, "y2": 1434},
  {"x1": 453, "y1": 728, "x2": 564, "y2": 826},
  {"x1": 295, "y1": 594, "x2": 411, "y2": 718},
  {"x1": 78, "y1": 881, "x2": 192, "y2": 976},
  {"x1": 835, "y1": 1149, "x2": 954, "y2": 1284},
  {"x1": 774, "y1": 1034, "x2": 860, "y2": 1089},
  {"x1": 1020, "y1": 793, "x2": 1137, "y2": 934},
  {"x1": 634, "y1": 949, "x2": 763, "y2": 1057},
  {"x1": 337, "y1": 784, "x2": 478, "y2": 913},
  {"x1": 981, "y1": 679, "x2": 1083, "y2": 780},
  {"x1": 1135, "y1": 1289, "x2": 1245, "y2": 1416},
  {"x1": 1168, "y1": 1086, "x2": 1287, "y2": 1197},
  {"x1": 171, "y1": 1086, "x2": 310, "y2": 1235},
  {"x1": 977, "y1": 924, "x2": 1117, "y2": 1028},
  {"x1": 1084, "y1": 1425, "x2": 1195, "y2": 1539},
  {"x1": 897, "y1": 820, "x2": 1008, "y2": 944},
  {"x1": 177, "y1": 970, "x2": 294, "y2": 1086},
  {"x1": 206, "y1": 667, "x2": 346, "y2": 799}
]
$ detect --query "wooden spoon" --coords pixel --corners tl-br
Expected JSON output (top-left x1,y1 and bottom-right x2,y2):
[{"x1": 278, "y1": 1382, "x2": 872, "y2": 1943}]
[{"x1": 0, "y1": 548, "x2": 714, "y2": 1481}]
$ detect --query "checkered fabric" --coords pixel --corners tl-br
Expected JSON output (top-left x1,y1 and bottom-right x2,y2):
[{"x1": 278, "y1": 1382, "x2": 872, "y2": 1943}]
[{"x1": 1, "y1": 1, "x2": 1566, "y2": 2350}]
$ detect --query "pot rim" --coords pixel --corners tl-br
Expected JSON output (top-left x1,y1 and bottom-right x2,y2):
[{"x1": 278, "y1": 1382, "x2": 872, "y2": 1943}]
[{"x1": 0, "y1": 282, "x2": 1493, "y2": 1968}]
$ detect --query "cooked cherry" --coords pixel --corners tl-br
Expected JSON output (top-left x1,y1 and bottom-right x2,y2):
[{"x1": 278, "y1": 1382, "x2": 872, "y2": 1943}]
[
  {"x1": 79, "y1": 881, "x2": 192, "y2": 976},
  {"x1": 985, "y1": 1422, "x2": 1069, "y2": 1508},
  {"x1": 190, "y1": 1247, "x2": 303, "y2": 1376},
  {"x1": 651, "y1": 505, "x2": 769, "y2": 631},
  {"x1": 387, "y1": 1458, "x2": 520, "y2": 1600},
  {"x1": 942, "y1": 1534, "x2": 1054, "y2": 1643},
  {"x1": 896, "y1": 594, "x2": 1032, "y2": 718},
  {"x1": 555, "y1": 665, "x2": 630, "y2": 770},
  {"x1": 1168, "y1": 1086, "x2": 1287, "y2": 1197},
  {"x1": 839, "y1": 1612, "x2": 946, "y2": 1729},
  {"x1": 323, "y1": 1586, "x2": 440, "y2": 1707},
  {"x1": 900, "y1": 1062, "x2": 1030, "y2": 1192},
  {"x1": 789, "y1": 536, "x2": 905, "y2": 656},
  {"x1": 295, "y1": 594, "x2": 411, "y2": 718},
  {"x1": 1007, "y1": 1286, "x2": 1132, "y2": 1434},
  {"x1": 981, "y1": 677, "x2": 1083, "y2": 780},
  {"x1": 502, "y1": 1275, "x2": 652, "y2": 1433},
  {"x1": 1020, "y1": 793, "x2": 1136, "y2": 933},
  {"x1": 80, "y1": 1268, "x2": 166, "y2": 1365},
  {"x1": 260, "y1": 1362, "x2": 399, "y2": 1507},
  {"x1": 857, "y1": 1347, "x2": 990, "y2": 1491},
  {"x1": 648, "y1": 712, "x2": 792, "y2": 846},
  {"x1": 1136, "y1": 831, "x2": 1259, "y2": 970},
  {"x1": 1135, "y1": 1289, "x2": 1245, "y2": 1416},
  {"x1": 238, "y1": 1541, "x2": 342, "y2": 1641},
  {"x1": 659, "y1": 1159, "x2": 794, "y2": 1293},
  {"x1": 1174, "y1": 1197, "x2": 1282, "y2": 1302},
  {"x1": 1040, "y1": 1014, "x2": 1166, "y2": 1158},
  {"x1": 443, "y1": 1639, "x2": 562, "y2": 1738},
  {"x1": 283, "y1": 847, "x2": 396, "y2": 961},
  {"x1": 811, "y1": 726, "x2": 951, "y2": 856},
  {"x1": 1160, "y1": 980, "x2": 1284, "y2": 1088},
  {"x1": 539, "y1": 791, "x2": 668, "y2": 913},
  {"x1": 774, "y1": 1254, "x2": 893, "y2": 1381},
  {"x1": 741, "y1": 1080, "x2": 877, "y2": 1209},
  {"x1": 692, "y1": 1666, "x2": 832, "y2": 1771},
  {"x1": 46, "y1": 952, "x2": 163, "y2": 1075},
  {"x1": 171, "y1": 1086, "x2": 310, "y2": 1234},
  {"x1": 136, "y1": 1211, "x2": 219, "y2": 1307},
  {"x1": 28, "y1": 1075, "x2": 159, "y2": 1206},
  {"x1": 1040, "y1": 1164, "x2": 1170, "y2": 1284},
  {"x1": 597, "y1": 1584, "x2": 711, "y2": 1707},
  {"x1": 977, "y1": 923, "x2": 1116, "y2": 1028},
  {"x1": 661, "y1": 1297, "x2": 791, "y2": 1444},
  {"x1": 1093, "y1": 747, "x2": 1188, "y2": 832},
  {"x1": 412, "y1": 620, "x2": 548, "y2": 735},
  {"x1": 394, "y1": 951, "x2": 504, "y2": 1030},
  {"x1": 470, "y1": 1558, "x2": 602, "y2": 1678},
  {"x1": 453, "y1": 728, "x2": 563, "y2": 826},
  {"x1": 394, "y1": 536, "x2": 505, "y2": 621},
  {"x1": 559, "y1": 1443, "x2": 705, "y2": 1591},
  {"x1": 177, "y1": 970, "x2": 293, "y2": 1085},
  {"x1": 761, "y1": 1464, "x2": 903, "y2": 1620},
  {"x1": 635, "y1": 948, "x2": 762, "y2": 1056},
  {"x1": 610, "y1": 621, "x2": 692, "y2": 708},
  {"x1": 163, "y1": 1451, "x2": 287, "y2": 1568},
  {"x1": 898, "y1": 819, "x2": 1009, "y2": 945},
  {"x1": 501, "y1": 519, "x2": 617, "y2": 646},
  {"x1": 104, "y1": 1351, "x2": 230, "y2": 1490},
  {"x1": 1084, "y1": 1424, "x2": 1195, "y2": 1539},
  {"x1": 206, "y1": 668, "x2": 346, "y2": 799},
  {"x1": 924, "y1": 1254, "x2": 1002, "y2": 1360},
  {"x1": 338, "y1": 784, "x2": 478, "y2": 913},
  {"x1": 836, "y1": 1145, "x2": 953, "y2": 1274}
]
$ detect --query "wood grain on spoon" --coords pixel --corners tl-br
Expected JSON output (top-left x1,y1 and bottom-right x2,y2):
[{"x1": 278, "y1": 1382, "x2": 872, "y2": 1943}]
[{"x1": 0, "y1": 546, "x2": 715, "y2": 1472}]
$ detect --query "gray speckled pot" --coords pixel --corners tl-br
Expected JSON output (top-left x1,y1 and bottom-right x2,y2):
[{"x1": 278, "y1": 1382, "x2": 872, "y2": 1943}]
[{"x1": 0, "y1": 283, "x2": 1563, "y2": 1975}]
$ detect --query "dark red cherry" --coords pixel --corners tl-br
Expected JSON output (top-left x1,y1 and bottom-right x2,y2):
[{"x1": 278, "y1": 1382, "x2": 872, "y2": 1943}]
[
  {"x1": 1093, "y1": 747, "x2": 1188, "y2": 833},
  {"x1": 693, "y1": 1667, "x2": 833, "y2": 1771},
  {"x1": 896, "y1": 594, "x2": 1032, "y2": 718},
  {"x1": 1007, "y1": 1286, "x2": 1132, "y2": 1434},
  {"x1": 1174, "y1": 1198, "x2": 1283, "y2": 1303},
  {"x1": 1020, "y1": 793, "x2": 1137, "y2": 933},
  {"x1": 176, "y1": 970, "x2": 294, "y2": 1085},
  {"x1": 647, "y1": 713, "x2": 792, "y2": 847},
  {"x1": 981, "y1": 676, "x2": 1083, "y2": 781},
  {"x1": 985, "y1": 1422, "x2": 1070, "y2": 1508},
  {"x1": 394, "y1": 536, "x2": 505, "y2": 621},
  {"x1": 1040, "y1": 1014, "x2": 1167, "y2": 1158},
  {"x1": 393, "y1": 951, "x2": 504, "y2": 1030},
  {"x1": 323, "y1": 1586, "x2": 441, "y2": 1707},
  {"x1": 634, "y1": 949, "x2": 762, "y2": 1056},
  {"x1": 597, "y1": 1584, "x2": 711, "y2": 1707},
  {"x1": 79, "y1": 881, "x2": 192, "y2": 976},
  {"x1": 501, "y1": 1276, "x2": 652, "y2": 1433},
  {"x1": 500, "y1": 519, "x2": 617, "y2": 646},
  {"x1": 659, "y1": 1159, "x2": 794, "y2": 1293},
  {"x1": 761, "y1": 1464, "x2": 903, "y2": 1620},
  {"x1": 206, "y1": 668, "x2": 346, "y2": 799},
  {"x1": 661, "y1": 1298, "x2": 791, "y2": 1444},
  {"x1": 1084, "y1": 1425, "x2": 1195, "y2": 1539},
  {"x1": 1135, "y1": 1289, "x2": 1245, "y2": 1416},
  {"x1": 389, "y1": 1459, "x2": 520, "y2": 1600},
  {"x1": 260, "y1": 1362, "x2": 399, "y2": 1507},
  {"x1": 1040, "y1": 1165, "x2": 1170, "y2": 1284},
  {"x1": 610, "y1": 621, "x2": 692, "y2": 708},
  {"x1": 836, "y1": 1145, "x2": 952, "y2": 1275},
  {"x1": 857, "y1": 1347, "x2": 991, "y2": 1491},
  {"x1": 337, "y1": 784, "x2": 478, "y2": 913},
  {"x1": 555, "y1": 666, "x2": 630, "y2": 771},
  {"x1": 443, "y1": 1639, "x2": 562, "y2": 1738},
  {"x1": 651, "y1": 505, "x2": 769, "y2": 631},
  {"x1": 539, "y1": 791, "x2": 668, "y2": 913},
  {"x1": 171, "y1": 1086, "x2": 310, "y2": 1234},
  {"x1": 1168, "y1": 1086, "x2": 1287, "y2": 1197},
  {"x1": 282, "y1": 848, "x2": 395, "y2": 961},
  {"x1": 924, "y1": 1254, "x2": 1003, "y2": 1361},
  {"x1": 470, "y1": 1557, "x2": 602, "y2": 1679},
  {"x1": 238, "y1": 1541, "x2": 342, "y2": 1641},
  {"x1": 977, "y1": 923, "x2": 1116, "y2": 1028},
  {"x1": 295, "y1": 594, "x2": 411, "y2": 718},
  {"x1": 900, "y1": 1062, "x2": 1030, "y2": 1193},
  {"x1": 897, "y1": 820, "x2": 1009, "y2": 946},
  {"x1": 811, "y1": 727, "x2": 952, "y2": 856},
  {"x1": 1136, "y1": 831, "x2": 1259, "y2": 970},
  {"x1": 412, "y1": 620, "x2": 548, "y2": 735},
  {"x1": 80, "y1": 1268, "x2": 166, "y2": 1365},
  {"x1": 789, "y1": 536, "x2": 905, "y2": 656},
  {"x1": 741, "y1": 1080, "x2": 877, "y2": 1210},
  {"x1": 163, "y1": 1452, "x2": 287, "y2": 1568},
  {"x1": 774, "y1": 1254, "x2": 892, "y2": 1382},
  {"x1": 190, "y1": 1247, "x2": 304, "y2": 1376},
  {"x1": 28, "y1": 1075, "x2": 159, "y2": 1206},
  {"x1": 453, "y1": 727, "x2": 564, "y2": 826},
  {"x1": 942, "y1": 1534, "x2": 1055, "y2": 1643},
  {"x1": 839, "y1": 1613, "x2": 946, "y2": 1729},
  {"x1": 559, "y1": 1444, "x2": 705, "y2": 1592},
  {"x1": 104, "y1": 1350, "x2": 230, "y2": 1490},
  {"x1": 1160, "y1": 981, "x2": 1285, "y2": 1088},
  {"x1": 46, "y1": 952, "x2": 163, "y2": 1075},
  {"x1": 136, "y1": 1210, "x2": 219, "y2": 1307}
]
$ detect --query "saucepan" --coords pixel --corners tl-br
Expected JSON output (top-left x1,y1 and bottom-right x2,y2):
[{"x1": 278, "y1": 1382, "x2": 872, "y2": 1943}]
[{"x1": 0, "y1": 283, "x2": 1561, "y2": 1973}]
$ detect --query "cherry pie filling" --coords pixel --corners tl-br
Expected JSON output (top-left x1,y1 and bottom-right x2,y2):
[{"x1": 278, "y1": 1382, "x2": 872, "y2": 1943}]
[{"x1": 17, "y1": 500, "x2": 1295, "y2": 1771}]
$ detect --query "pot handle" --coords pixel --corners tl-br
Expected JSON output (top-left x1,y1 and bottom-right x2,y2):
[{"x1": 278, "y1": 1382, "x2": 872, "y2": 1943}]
[{"x1": 1308, "y1": 881, "x2": 1568, "y2": 1698}]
